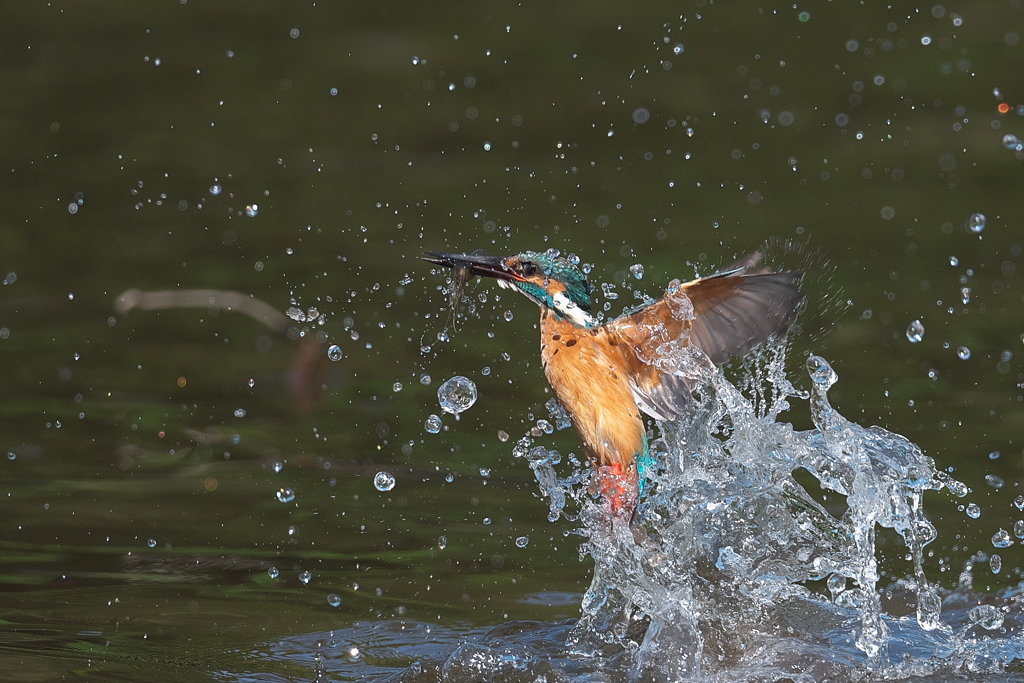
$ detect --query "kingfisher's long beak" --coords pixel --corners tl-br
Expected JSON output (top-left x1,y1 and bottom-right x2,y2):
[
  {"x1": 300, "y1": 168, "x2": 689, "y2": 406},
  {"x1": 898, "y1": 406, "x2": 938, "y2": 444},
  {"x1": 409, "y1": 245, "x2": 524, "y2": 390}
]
[{"x1": 421, "y1": 250, "x2": 516, "y2": 282}]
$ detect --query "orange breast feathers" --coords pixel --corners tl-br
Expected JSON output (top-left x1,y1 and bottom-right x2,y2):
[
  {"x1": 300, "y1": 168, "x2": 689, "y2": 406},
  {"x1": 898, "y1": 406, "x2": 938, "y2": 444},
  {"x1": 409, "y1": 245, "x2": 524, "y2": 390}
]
[{"x1": 539, "y1": 311, "x2": 645, "y2": 472}]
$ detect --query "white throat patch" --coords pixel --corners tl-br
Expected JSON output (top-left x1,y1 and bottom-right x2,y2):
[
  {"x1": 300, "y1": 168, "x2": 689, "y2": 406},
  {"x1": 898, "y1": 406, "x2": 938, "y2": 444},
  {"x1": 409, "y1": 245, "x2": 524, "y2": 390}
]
[{"x1": 552, "y1": 291, "x2": 594, "y2": 327}]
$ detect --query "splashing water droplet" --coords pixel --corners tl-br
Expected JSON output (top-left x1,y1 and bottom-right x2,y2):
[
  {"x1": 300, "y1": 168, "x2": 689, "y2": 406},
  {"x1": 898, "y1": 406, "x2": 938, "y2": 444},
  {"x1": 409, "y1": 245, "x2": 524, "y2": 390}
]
[
  {"x1": 424, "y1": 414, "x2": 442, "y2": 433},
  {"x1": 327, "y1": 593, "x2": 341, "y2": 607},
  {"x1": 960, "y1": 287, "x2": 971, "y2": 304},
  {"x1": 969, "y1": 604, "x2": 1004, "y2": 630},
  {"x1": 986, "y1": 474, "x2": 1004, "y2": 489},
  {"x1": 957, "y1": 346, "x2": 971, "y2": 360},
  {"x1": 392, "y1": 382, "x2": 403, "y2": 392},
  {"x1": 147, "y1": 538, "x2": 157, "y2": 548},
  {"x1": 233, "y1": 408, "x2": 246, "y2": 418},
  {"x1": 630, "y1": 264, "x2": 645, "y2": 279},
  {"x1": 298, "y1": 570, "x2": 312, "y2": 584},
  {"x1": 966, "y1": 502, "x2": 981, "y2": 518},
  {"x1": 271, "y1": 461, "x2": 283, "y2": 473},
  {"x1": 990, "y1": 554, "x2": 1003, "y2": 574},
  {"x1": 806, "y1": 355, "x2": 837, "y2": 389},
  {"x1": 245, "y1": 204, "x2": 259, "y2": 218},
  {"x1": 276, "y1": 487, "x2": 295, "y2": 503},
  {"x1": 906, "y1": 319, "x2": 925, "y2": 343},
  {"x1": 992, "y1": 529, "x2": 1014, "y2": 548},
  {"x1": 327, "y1": 345, "x2": 343, "y2": 361},
  {"x1": 373, "y1": 471, "x2": 396, "y2": 491},
  {"x1": 209, "y1": 184, "x2": 222, "y2": 196},
  {"x1": 437, "y1": 535, "x2": 447, "y2": 550},
  {"x1": 420, "y1": 374, "x2": 431, "y2": 385},
  {"x1": 967, "y1": 212, "x2": 986, "y2": 233},
  {"x1": 949, "y1": 255, "x2": 959, "y2": 267},
  {"x1": 267, "y1": 566, "x2": 279, "y2": 579},
  {"x1": 438, "y1": 376, "x2": 478, "y2": 415},
  {"x1": 516, "y1": 536, "x2": 530, "y2": 548}
]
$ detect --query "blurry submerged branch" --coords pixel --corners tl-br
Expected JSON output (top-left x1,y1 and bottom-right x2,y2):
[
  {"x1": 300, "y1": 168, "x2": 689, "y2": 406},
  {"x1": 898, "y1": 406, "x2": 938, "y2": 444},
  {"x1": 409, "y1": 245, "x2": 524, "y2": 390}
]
[
  {"x1": 114, "y1": 288, "x2": 289, "y2": 333},
  {"x1": 113, "y1": 288, "x2": 327, "y2": 412}
]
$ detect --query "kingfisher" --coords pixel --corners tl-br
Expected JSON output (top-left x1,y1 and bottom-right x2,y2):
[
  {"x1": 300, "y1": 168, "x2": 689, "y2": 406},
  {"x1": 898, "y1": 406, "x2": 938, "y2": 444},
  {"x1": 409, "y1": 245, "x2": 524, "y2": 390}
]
[{"x1": 423, "y1": 249, "x2": 803, "y2": 514}]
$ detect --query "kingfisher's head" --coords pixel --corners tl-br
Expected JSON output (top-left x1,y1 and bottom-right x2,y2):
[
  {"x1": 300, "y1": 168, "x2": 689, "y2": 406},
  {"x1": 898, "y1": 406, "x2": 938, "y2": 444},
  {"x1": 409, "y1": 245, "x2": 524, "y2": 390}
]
[{"x1": 423, "y1": 249, "x2": 594, "y2": 327}]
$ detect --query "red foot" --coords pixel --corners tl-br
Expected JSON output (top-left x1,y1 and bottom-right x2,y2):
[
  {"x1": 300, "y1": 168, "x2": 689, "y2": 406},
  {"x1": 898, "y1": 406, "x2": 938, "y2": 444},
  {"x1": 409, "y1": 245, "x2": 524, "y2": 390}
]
[{"x1": 596, "y1": 462, "x2": 639, "y2": 515}]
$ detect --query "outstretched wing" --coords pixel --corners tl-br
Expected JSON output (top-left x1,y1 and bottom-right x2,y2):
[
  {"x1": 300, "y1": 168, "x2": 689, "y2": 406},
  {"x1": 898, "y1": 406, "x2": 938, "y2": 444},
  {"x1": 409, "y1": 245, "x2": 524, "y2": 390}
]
[{"x1": 607, "y1": 253, "x2": 804, "y2": 421}]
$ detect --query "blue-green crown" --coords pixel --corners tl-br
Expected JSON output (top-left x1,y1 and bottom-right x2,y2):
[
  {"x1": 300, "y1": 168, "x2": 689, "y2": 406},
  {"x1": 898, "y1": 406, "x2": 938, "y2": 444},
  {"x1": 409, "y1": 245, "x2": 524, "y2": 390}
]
[{"x1": 514, "y1": 251, "x2": 592, "y2": 315}]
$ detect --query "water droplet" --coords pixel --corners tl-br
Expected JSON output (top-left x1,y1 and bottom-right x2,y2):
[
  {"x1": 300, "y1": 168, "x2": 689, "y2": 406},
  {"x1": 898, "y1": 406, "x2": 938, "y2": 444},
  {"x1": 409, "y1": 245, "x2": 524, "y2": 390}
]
[
  {"x1": 966, "y1": 502, "x2": 981, "y2": 518},
  {"x1": 298, "y1": 570, "x2": 312, "y2": 584},
  {"x1": 806, "y1": 355, "x2": 837, "y2": 388},
  {"x1": 245, "y1": 204, "x2": 259, "y2": 218},
  {"x1": 147, "y1": 538, "x2": 157, "y2": 548},
  {"x1": 233, "y1": 408, "x2": 246, "y2": 418},
  {"x1": 992, "y1": 528, "x2": 1014, "y2": 548},
  {"x1": 444, "y1": 473, "x2": 454, "y2": 483},
  {"x1": 286, "y1": 306, "x2": 306, "y2": 322},
  {"x1": 68, "y1": 203, "x2": 78, "y2": 215},
  {"x1": 276, "y1": 487, "x2": 296, "y2": 503},
  {"x1": 967, "y1": 212, "x2": 986, "y2": 233},
  {"x1": 6, "y1": 452, "x2": 15, "y2": 461},
  {"x1": 209, "y1": 184, "x2": 222, "y2": 196},
  {"x1": 373, "y1": 471, "x2": 396, "y2": 491},
  {"x1": 672, "y1": 43, "x2": 685, "y2": 54},
  {"x1": 327, "y1": 345, "x2": 343, "y2": 361},
  {"x1": 503, "y1": 310, "x2": 514, "y2": 322},
  {"x1": 1015, "y1": 496, "x2": 1024, "y2": 511},
  {"x1": 960, "y1": 287, "x2": 971, "y2": 304},
  {"x1": 437, "y1": 535, "x2": 447, "y2": 550},
  {"x1": 327, "y1": 593, "x2": 341, "y2": 607},
  {"x1": 1004, "y1": 134, "x2": 1024, "y2": 151},
  {"x1": 271, "y1": 461, "x2": 283, "y2": 473},
  {"x1": 479, "y1": 468, "x2": 491, "y2": 478},
  {"x1": 515, "y1": 536, "x2": 529, "y2": 548},
  {"x1": 482, "y1": 517, "x2": 492, "y2": 525},
  {"x1": 287, "y1": 525, "x2": 299, "y2": 537},
  {"x1": 957, "y1": 346, "x2": 971, "y2": 360},
  {"x1": 481, "y1": 366, "x2": 491, "y2": 376},
  {"x1": 1015, "y1": 520, "x2": 1024, "y2": 538},
  {"x1": 419, "y1": 374, "x2": 431, "y2": 385},
  {"x1": 906, "y1": 319, "x2": 925, "y2": 343},
  {"x1": 424, "y1": 414, "x2": 442, "y2": 433},
  {"x1": 437, "y1": 376, "x2": 478, "y2": 415},
  {"x1": 989, "y1": 450, "x2": 1001, "y2": 460},
  {"x1": 629, "y1": 264, "x2": 644, "y2": 279},
  {"x1": 497, "y1": 430, "x2": 509, "y2": 442},
  {"x1": 986, "y1": 474, "x2": 1004, "y2": 489},
  {"x1": 248, "y1": 378, "x2": 256, "y2": 388},
  {"x1": 268, "y1": 566, "x2": 279, "y2": 579},
  {"x1": 392, "y1": 382, "x2": 403, "y2": 392}
]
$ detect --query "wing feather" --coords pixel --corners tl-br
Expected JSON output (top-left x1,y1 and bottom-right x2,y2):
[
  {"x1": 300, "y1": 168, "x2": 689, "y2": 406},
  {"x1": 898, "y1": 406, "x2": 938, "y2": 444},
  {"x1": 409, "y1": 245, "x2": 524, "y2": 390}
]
[{"x1": 607, "y1": 253, "x2": 803, "y2": 420}]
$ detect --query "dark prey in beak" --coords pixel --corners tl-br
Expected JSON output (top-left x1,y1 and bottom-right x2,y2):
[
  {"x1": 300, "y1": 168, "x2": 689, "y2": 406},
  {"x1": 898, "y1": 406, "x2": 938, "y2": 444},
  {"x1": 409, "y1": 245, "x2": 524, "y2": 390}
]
[{"x1": 421, "y1": 249, "x2": 514, "y2": 282}]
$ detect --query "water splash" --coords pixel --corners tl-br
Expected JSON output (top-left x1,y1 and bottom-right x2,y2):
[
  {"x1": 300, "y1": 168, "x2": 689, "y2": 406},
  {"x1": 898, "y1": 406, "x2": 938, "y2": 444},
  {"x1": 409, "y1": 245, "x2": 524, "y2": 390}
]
[{"x1": 502, "y1": 347, "x2": 1024, "y2": 680}]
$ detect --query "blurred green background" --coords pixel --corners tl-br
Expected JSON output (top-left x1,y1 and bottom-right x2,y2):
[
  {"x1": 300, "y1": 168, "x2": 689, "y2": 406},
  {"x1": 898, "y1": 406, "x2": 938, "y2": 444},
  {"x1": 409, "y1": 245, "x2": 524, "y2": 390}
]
[{"x1": 2, "y1": 1, "x2": 1024, "y2": 680}]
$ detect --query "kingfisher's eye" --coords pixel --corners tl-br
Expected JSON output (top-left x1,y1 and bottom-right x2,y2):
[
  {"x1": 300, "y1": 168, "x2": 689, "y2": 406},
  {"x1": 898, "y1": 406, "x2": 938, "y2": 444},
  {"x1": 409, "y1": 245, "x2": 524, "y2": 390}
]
[{"x1": 521, "y1": 261, "x2": 539, "y2": 276}]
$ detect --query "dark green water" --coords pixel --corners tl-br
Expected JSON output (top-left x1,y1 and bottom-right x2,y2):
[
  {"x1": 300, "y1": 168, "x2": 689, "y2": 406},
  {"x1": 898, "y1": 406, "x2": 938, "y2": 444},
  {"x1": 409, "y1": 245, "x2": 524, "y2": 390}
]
[{"x1": 3, "y1": 1, "x2": 1024, "y2": 680}]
